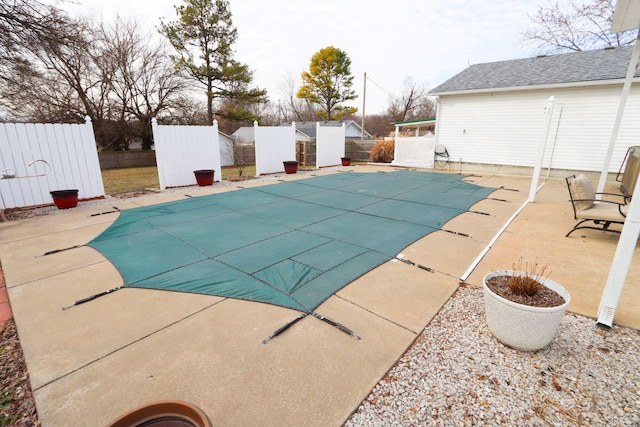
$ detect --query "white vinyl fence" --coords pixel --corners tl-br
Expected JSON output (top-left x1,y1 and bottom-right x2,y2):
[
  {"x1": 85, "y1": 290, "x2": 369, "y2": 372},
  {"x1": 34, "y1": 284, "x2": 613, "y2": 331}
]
[
  {"x1": 254, "y1": 122, "x2": 296, "y2": 175},
  {"x1": 0, "y1": 117, "x2": 104, "y2": 210},
  {"x1": 151, "y1": 119, "x2": 222, "y2": 190},
  {"x1": 316, "y1": 122, "x2": 345, "y2": 168},
  {"x1": 392, "y1": 136, "x2": 436, "y2": 169}
]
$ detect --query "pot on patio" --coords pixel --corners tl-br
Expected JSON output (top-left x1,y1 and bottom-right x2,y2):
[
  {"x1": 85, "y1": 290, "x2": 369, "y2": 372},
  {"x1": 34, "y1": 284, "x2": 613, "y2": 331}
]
[
  {"x1": 341, "y1": 157, "x2": 351, "y2": 166},
  {"x1": 193, "y1": 169, "x2": 215, "y2": 186},
  {"x1": 283, "y1": 160, "x2": 298, "y2": 174},
  {"x1": 50, "y1": 189, "x2": 79, "y2": 209},
  {"x1": 483, "y1": 268, "x2": 570, "y2": 351},
  {"x1": 108, "y1": 400, "x2": 212, "y2": 427}
]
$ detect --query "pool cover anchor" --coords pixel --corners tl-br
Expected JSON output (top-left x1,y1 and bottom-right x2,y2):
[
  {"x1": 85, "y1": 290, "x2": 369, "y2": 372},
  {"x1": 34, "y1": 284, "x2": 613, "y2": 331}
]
[
  {"x1": 499, "y1": 186, "x2": 520, "y2": 192},
  {"x1": 39, "y1": 244, "x2": 84, "y2": 257},
  {"x1": 441, "y1": 229, "x2": 471, "y2": 238},
  {"x1": 262, "y1": 313, "x2": 309, "y2": 344},
  {"x1": 90, "y1": 206, "x2": 120, "y2": 217},
  {"x1": 395, "y1": 254, "x2": 436, "y2": 273},
  {"x1": 61, "y1": 286, "x2": 123, "y2": 310},
  {"x1": 312, "y1": 312, "x2": 361, "y2": 340}
]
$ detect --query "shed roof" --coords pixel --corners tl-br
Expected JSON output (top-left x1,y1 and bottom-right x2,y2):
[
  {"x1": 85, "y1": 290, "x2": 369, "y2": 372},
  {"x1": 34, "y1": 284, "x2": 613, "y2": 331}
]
[{"x1": 429, "y1": 46, "x2": 640, "y2": 96}]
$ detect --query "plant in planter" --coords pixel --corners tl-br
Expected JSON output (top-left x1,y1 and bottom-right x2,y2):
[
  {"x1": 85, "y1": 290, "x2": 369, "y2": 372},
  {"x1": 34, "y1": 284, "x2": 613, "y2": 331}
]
[{"x1": 483, "y1": 259, "x2": 570, "y2": 351}]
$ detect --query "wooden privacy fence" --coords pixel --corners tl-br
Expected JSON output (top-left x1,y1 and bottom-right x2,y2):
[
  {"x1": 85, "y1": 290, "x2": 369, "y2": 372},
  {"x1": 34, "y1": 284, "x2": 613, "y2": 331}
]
[
  {"x1": 346, "y1": 140, "x2": 375, "y2": 162},
  {"x1": 99, "y1": 150, "x2": 157, "y2": 169},
  {"x1": 0, "y1": 117, "x2": 104, "y2": 210},
  {"x1": 151, "y1": 119, "x2": 222, "y2": 190}
]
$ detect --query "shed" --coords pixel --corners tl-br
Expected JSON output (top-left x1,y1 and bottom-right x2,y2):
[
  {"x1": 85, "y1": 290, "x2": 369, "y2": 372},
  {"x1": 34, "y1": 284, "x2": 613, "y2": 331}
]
[{"x1": 429, "y1": 46, "x2": 640, "y2": 176}]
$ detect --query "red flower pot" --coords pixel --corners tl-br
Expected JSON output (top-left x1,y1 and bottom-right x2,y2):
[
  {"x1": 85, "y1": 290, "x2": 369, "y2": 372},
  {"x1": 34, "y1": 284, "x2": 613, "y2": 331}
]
[
  {"x1": 194, "y1": 169, "x2": 215, "y2": 186},
  {"x1": 341, "y1": 157, "x2": 351, "y2": 166},
  {"x1": 50, "y1": 189, "x2": 79, "y2": 209},
  {"x1": 283, "y1": 161, "x2": 298, "y2": 174}
]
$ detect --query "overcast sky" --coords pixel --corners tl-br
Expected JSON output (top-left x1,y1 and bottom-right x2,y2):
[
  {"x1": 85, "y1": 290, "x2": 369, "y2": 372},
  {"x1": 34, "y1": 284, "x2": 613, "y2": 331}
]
[{"x1": 58, "y1": 0, "x2": 546, "y2": 115}]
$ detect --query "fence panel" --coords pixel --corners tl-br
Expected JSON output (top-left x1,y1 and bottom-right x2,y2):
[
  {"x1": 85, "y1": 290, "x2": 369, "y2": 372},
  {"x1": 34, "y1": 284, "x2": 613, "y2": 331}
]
[
  {"x1": 0, "y1": 118, "x2": 104, "y2": 210},
  {"x1": 346, "y1": 140, "x2": 375, "y2": 161},
  {"x1": 98, "y1": 151, "x2": 157, "y2": 169},
  {"x1": 151, "y1": 119, "x2": 221, "y2": 190},
  {"x1": 392, "y1": 136, "x2": 435, "y2": 168},
  {"x1": 316, "y1": 122, "x2": 345, "y2": 168},
  {"x1": 254, "y1": 123, "x2": 296, "y2": 175}
]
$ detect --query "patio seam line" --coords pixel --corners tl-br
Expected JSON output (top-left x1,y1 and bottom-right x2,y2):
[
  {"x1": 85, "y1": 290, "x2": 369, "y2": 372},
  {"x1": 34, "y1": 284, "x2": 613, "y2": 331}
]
[
  {"x1": 32, "y1": 296, "x2": 228, "y2": 392},
  {"x1": 0, "y1": 219, "x2": 114, "y2": 246},
  {"x1": 332, "y1": 293, "x2": 423, "y2": 336},
  {"x1": 6, "y1": 259, "x2": 109, "y2": 290}
]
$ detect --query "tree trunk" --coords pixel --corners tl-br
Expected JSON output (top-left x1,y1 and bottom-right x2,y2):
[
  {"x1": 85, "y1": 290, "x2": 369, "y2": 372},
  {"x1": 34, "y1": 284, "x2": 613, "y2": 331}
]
[{"x1": 207, "y1": 78, "x2": 214, "y2": 126}]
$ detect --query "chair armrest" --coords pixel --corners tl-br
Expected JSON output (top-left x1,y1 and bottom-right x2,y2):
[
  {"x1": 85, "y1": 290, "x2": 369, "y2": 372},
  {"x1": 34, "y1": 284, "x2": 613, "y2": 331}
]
[{"x1": 595, "y1": 192, "x2": 629, "y2": 202}]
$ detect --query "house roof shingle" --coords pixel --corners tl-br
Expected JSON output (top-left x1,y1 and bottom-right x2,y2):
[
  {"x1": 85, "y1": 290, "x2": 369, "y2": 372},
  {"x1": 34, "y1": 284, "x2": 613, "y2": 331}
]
[{"x1": 429, "y1": 46, "x2": 640, "y2": 95}]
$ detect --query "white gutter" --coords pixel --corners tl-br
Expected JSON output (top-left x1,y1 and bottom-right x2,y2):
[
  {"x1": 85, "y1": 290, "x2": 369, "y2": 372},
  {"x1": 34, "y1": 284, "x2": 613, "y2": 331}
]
[{"x1": 429, "y1": 77, "x2": 640, "y2": 97}]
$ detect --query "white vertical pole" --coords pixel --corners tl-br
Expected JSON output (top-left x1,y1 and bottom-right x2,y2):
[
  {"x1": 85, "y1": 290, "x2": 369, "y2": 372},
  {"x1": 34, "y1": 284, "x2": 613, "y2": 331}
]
[
  {"x1": 316, "y1": 121, "x2": 320, "y2": 170},
  {"x1": 253, "y1": 120, "x2": 260, "y2": 176},
  {"x1": 151, "y1": 118, "x2": 166, "y2": 190},
  {"x1": 528, "y1": 96, "x2": 555, "y2": 202},
  {"x1": 361, "y1": 72, "x2": 366, "y2": 142},
  {"x1": 596, "y1": 33, "x2": 640, "y2": 196},
  {"x1": 596, "y1": 169, "x2": 640, "y2": 328}
]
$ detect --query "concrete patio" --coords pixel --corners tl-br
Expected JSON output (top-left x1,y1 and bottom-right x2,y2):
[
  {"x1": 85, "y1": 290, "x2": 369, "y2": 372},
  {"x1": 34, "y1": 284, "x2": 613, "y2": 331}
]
[{"x1": 0, "y1": 165, "x2": 638, "y2": 426}]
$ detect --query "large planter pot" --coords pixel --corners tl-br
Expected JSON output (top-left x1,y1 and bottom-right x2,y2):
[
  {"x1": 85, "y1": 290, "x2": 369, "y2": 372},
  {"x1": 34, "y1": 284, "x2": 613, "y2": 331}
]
[
  {"x1": 283, "y1": 160, "x2": 298, "y2": 174},
  {"x1": 108, "y1": 400, "x2": 212, "y2": 427},
  {"x1": 50, "y1": 189, "x2": 79, "y2": 209},
  {"x1": 483, "y1": 270, "x2": 570, "y2": 351},
  {"x1": 341, "y1": 157, "x2": 351, "y2": 166},
  {"x1": 193, "y1": 169, "x2": 215, "y2": 186}
]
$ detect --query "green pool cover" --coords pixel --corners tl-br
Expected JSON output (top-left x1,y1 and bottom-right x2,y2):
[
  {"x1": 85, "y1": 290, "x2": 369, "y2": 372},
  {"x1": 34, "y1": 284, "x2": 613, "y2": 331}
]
[{"x1": 88, "y1": 171, "x2": 495, "y2": 312}]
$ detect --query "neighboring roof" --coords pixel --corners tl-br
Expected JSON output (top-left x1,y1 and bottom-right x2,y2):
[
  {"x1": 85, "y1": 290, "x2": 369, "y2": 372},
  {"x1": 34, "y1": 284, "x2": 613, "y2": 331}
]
[
  {"x1": 393, "y1": 118, "x2": 436, "y2": 129},
  {"x1": 429, "y1": 46, "x2": 640, "y2": 96},
  {"x1": 281, "y1": 120, "x2": 372, "y2": 138},
  {"x1": 230, "y1": 126, "x2": 311, "y2": 142},
  {"x1": 231, "y1": 126, "x2": 255, "y2": 142}
]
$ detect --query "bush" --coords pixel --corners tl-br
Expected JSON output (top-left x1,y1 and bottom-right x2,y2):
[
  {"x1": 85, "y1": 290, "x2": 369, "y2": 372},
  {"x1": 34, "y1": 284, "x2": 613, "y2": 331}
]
[
  {"x1": 509, "y1": 258, "x2": 550, "y2": 297},
  {"x1": 370, "y1": 139, "x2": 395, "y2": 163}
]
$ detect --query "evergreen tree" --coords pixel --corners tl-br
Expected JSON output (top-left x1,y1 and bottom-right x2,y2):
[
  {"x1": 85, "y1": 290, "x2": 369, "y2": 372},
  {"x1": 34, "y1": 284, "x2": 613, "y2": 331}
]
[{"x1": 160, "y1": 0, "x2": 266, "y2": 125}]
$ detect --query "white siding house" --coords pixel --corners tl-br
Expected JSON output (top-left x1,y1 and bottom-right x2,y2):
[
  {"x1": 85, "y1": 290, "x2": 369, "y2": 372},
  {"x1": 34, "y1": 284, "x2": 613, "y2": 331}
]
[{"x1": 429, "y1": 46, "x2": 640, "y2": 176}]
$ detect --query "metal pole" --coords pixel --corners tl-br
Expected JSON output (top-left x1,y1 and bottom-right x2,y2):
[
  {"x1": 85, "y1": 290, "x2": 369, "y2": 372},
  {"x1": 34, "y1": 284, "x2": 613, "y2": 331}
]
[
  {"x1": 528, "y1": 96, "x2": 555, "y2": 202},
  {"x1": 596, "y1": 31, "x2": 640, "y2": 196},
  {"x1": 596, "y1": 168, "x2": 640, "y2": 328}
]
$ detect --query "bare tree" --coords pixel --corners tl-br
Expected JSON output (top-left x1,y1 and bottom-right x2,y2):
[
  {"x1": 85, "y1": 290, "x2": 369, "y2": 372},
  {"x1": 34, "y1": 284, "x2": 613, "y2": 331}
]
[
  {"x1": 279, "y1": 73, "x2": 318, "y2": 122},
  {"x1": 386, "y1": 78, "x2": 436, "y2": 123},
  {"x1": 102, "y1": 17, "x2": 190, "y2": 149},
  {"x1": 522, "y1": 0, "x2": 637, "y2": 53}
]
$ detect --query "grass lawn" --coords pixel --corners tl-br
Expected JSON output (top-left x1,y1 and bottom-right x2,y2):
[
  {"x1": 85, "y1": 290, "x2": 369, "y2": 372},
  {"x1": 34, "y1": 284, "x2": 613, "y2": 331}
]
[
  {"x1": 101, "y1": 165, "x2": 258, "y2": 195},
  {"x1": 101, "y1": 163, "x2": 363, "y2": 195},
  {"x1": 101, "y1": 167, "x2": 159, "y2": 194}
]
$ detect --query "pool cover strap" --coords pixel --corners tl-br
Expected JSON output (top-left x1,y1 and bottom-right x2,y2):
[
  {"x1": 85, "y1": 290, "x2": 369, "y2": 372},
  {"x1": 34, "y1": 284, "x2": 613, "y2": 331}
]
[{"x1": 83, "y1": 171, "x2": 496, "y2": 313}]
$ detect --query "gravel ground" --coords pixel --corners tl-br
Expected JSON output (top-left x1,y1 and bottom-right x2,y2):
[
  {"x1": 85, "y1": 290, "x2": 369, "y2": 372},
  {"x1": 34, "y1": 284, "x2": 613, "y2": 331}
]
[{"x1": 345, "y1": 283, "x2": 640, "y2": 427}]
